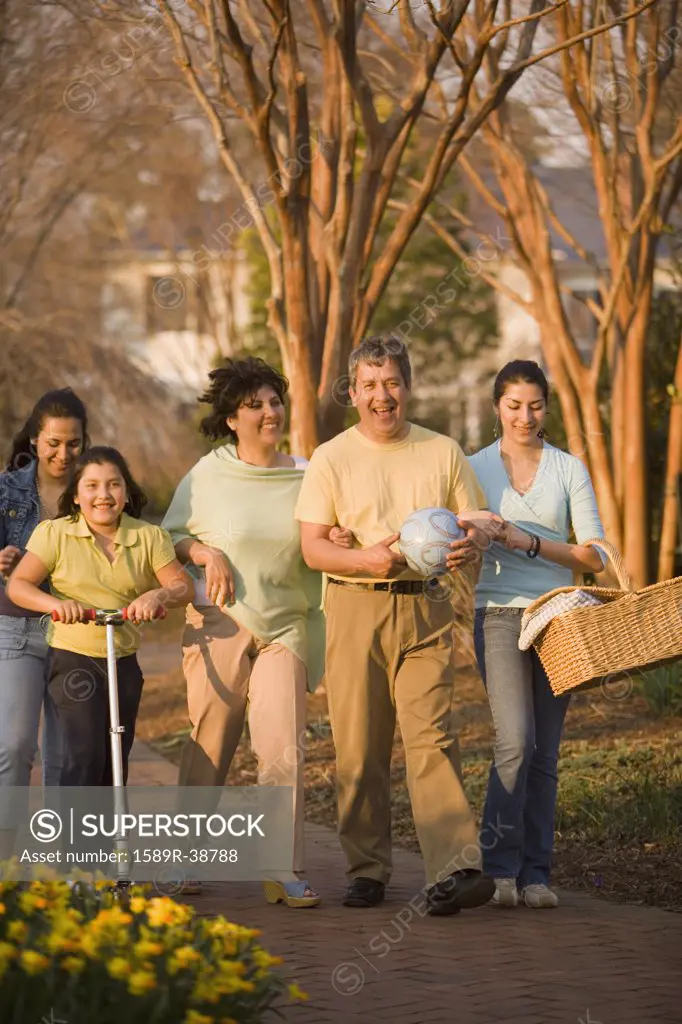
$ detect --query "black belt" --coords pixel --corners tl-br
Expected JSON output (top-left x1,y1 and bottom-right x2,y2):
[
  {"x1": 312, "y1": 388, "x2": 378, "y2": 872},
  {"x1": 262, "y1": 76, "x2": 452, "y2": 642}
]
[{"x1": 328, "y1": 577, "x2": 427, "y2": 595}]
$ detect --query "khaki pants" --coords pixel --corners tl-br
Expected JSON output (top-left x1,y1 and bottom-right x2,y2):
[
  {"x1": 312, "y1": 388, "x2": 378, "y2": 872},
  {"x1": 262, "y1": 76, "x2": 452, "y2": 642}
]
[
  {"x1": 179, "y1": 604, "x2": 307, "y2": 873},
  {"x1": 325, "y1": 584, "x2": 481, "y2": 886}
]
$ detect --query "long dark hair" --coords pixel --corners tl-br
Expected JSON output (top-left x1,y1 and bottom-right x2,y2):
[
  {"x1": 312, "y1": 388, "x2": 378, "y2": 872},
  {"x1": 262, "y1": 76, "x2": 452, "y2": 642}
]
[
  {"x1": 198, "y1": 357, "x2": 289, "y2": 444},
  {"x1": 58, "y1": 447, "x2": 147, "y2": 521},
  {"x1": 5, "y1": 388, "x2": 89, "y2": 472}
]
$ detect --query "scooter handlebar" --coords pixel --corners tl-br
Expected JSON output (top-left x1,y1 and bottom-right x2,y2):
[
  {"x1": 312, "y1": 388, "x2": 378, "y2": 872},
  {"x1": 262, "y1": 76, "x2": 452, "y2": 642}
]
[{"x1": 50, "y1": 608, "x2": 93, "y2": 622}]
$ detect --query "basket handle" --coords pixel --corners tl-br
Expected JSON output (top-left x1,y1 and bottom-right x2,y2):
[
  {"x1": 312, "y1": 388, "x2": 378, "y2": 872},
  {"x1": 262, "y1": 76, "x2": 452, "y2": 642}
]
[{"x1": 583, "y1": 538, "x2": 633, "y2": 592}]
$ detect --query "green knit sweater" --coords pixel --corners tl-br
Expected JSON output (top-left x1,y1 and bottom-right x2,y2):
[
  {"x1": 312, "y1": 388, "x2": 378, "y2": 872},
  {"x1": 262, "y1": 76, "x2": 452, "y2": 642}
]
[{"x1": 162, "y1": 445, "x2": 325, "y2": 690}]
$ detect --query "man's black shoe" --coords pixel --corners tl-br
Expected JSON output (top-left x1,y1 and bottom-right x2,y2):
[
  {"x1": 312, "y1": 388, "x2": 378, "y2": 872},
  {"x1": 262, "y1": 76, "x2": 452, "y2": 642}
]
[
  {"x1": 343, "y1": 877, "x2": 386, "y2": 908},
  {"x1": 426, "y1": 870, "x2": 495, "y2": 916}
]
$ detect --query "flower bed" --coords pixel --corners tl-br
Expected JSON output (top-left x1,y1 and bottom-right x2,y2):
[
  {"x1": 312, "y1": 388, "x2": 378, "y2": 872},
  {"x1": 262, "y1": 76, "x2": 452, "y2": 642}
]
[{"x1": 0, "y1": 877, "x2": 306, "y2": 1023}]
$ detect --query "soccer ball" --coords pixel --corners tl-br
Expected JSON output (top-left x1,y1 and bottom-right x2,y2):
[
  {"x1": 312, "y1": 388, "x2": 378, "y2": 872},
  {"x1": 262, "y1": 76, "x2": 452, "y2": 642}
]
[{"x1": 398, "y1": 507, "x2": 465, "y2": 576}]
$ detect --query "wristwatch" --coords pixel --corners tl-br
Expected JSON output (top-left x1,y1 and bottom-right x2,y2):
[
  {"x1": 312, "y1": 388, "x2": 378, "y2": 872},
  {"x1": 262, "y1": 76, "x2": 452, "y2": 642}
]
[{"x1": 526, "y1": 533, "x2": 541, "y2": 559}]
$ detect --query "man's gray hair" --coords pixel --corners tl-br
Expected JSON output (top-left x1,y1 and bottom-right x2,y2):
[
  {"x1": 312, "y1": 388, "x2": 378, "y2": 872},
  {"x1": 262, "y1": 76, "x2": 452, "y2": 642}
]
[{"x1": 348, "y1": 336, "x2": 412, "y2": 390}]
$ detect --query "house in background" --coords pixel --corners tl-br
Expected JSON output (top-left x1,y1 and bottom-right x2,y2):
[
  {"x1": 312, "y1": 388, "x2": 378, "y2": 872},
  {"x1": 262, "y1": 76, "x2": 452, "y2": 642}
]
[
  {"x1": 102, "y1": 244, "x2": 250, "y2": 396},
  {"x1": 100, "y1": 170, "x2": 679, "y2": 441},
  {"x1": 431, "y1": 167, "x2": 681, "y2": 452}
]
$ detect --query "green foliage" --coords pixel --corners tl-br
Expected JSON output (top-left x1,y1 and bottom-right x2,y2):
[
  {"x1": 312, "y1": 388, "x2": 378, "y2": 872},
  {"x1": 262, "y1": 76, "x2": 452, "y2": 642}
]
[
  {"x1": 634, "y1": 661, "x2": 682, "y2": 717},
  {"x1": 646, "y1": 289, "x2": 682, "y2": 563},
  {"x1": 370, "y1": 219, "x2": 498, "y2": 401},
  {"x1": 368, "y1": 167, "x2": 498, "y2": 429},
  {"x1": 238, "y1": 229, "x2": 282, "y2": 372}
]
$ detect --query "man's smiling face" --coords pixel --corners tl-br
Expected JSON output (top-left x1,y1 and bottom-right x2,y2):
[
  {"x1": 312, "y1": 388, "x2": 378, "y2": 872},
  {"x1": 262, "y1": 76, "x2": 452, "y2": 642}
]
[{"x1": 349, "y1": 357, "x2": 410, "y2": 443}]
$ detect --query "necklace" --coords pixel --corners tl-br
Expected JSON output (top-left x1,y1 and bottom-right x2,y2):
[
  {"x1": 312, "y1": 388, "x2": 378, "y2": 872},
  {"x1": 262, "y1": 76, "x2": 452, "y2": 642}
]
[
  {"x1": 500, "y1": 447, "x2": 543, "y2": 496},
  {"x1": 36, "y1": 480, "x2": 61, "y2": 520}
]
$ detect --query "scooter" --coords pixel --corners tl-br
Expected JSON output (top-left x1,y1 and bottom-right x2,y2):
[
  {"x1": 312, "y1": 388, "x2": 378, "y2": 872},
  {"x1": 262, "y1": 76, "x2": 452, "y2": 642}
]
[{"x1": 51, "y1": 606, "x2": 166, "y2": 898}]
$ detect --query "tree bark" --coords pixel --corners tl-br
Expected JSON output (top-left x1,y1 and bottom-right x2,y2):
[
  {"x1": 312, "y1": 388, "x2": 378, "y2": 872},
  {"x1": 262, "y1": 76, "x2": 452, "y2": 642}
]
[
  {"x1": 156, "y1": 0, "x2": 666, "y2": 471},
  {"x1": 657, "y1": 336, "x2": 682, "y2": 581},
  {"x1": 283, "y1": 341, "x2": 319, "y2": 457},
  {"x1": 622, "y1": 274, "x2": 654, "y2": 589},
  {"x1": 538, "y1": 319, "x2": 623, "y2": 550}
]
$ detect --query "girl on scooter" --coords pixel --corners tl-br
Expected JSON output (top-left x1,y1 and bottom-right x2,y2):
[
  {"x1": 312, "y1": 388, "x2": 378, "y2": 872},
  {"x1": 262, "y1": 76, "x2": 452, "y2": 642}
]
[{"x1": 6, "y1": 447, "x2": 193, "y2": 786}]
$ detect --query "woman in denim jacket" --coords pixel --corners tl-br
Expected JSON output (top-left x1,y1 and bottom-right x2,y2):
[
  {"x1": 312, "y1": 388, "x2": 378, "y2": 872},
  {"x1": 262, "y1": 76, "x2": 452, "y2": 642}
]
[{"x1": 0, "y1": 389, "x2": 88, "y2": 807}]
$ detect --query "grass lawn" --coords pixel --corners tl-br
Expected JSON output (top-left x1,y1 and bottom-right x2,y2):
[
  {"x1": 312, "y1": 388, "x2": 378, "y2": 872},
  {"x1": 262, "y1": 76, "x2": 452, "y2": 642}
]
[{"x1": 136, "y1": 611, "x2": 682, "y2": 913}]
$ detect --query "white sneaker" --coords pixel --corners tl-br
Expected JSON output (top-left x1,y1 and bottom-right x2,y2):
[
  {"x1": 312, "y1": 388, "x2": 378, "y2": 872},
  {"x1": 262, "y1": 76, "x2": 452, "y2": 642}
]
[
  {"x1": 490, "y1": 878, "x2": 519, "y2": 908},
  {"x1": 521, "y1": 883, "x2": 559, "y2": 908}
]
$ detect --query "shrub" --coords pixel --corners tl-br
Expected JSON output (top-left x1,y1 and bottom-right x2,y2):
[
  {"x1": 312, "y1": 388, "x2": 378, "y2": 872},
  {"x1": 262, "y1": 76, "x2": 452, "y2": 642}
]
[
  {"x1": 0, "y1": 877, "x2": 306, "y2": 1024},
  {"x1": 634, "y1": 661, "x2": 682, "y2": 716}
]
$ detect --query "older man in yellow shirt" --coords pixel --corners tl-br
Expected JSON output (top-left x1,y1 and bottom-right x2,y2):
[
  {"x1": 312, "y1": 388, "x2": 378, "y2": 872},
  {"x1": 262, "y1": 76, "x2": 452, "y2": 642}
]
[{"x1": 296, "y1": 336, "x2": 494, "y2": 915}]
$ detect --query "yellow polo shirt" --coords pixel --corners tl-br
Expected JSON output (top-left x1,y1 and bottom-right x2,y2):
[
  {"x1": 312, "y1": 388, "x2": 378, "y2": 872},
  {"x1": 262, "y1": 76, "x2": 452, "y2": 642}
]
[
  {"x1": 26, "y1": 513, "x2": 176, "y2": 658},
  {"x1": 295, "y1": 423, "x2": 487, "y2": 583}
]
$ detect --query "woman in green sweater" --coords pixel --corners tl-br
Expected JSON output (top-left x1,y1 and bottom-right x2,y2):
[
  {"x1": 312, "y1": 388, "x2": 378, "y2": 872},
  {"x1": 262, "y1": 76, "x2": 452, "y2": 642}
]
[{"x1": 163, "y1": 357, "x2": 327, "y2": 908}]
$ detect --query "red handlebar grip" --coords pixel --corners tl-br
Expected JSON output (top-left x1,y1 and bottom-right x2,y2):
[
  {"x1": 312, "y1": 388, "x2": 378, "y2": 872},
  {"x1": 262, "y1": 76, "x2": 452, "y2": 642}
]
[{"x1": 51, "y1": 608, "x2": 96, "y2": 622}]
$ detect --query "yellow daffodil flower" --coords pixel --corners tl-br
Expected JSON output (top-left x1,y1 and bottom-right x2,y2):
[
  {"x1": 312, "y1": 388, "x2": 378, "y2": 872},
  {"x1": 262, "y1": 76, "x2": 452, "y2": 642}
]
[
  {"x1": 133, "y1": 939, "x2": 164, "y2": 959},
  {"x1": 18, "y1": 892, "x2": 48, "y2": 915},
  {"x1": 8, "y1": 921, "x2": 28, "y2": 943},
  {"x1": 288, "y1": 982, "x2": 309, "y2": 1002},
  {"x1": 107, "y1": 957, "x2": 133, "y2": 980},
  {"x1": 19, "y1": 950, "x2": 50, "y2": 975},
  {"x1": 128, "y1": 969, "x2": 157, "y2": 996},
  {"x1": 183, "y1": 1012, "x2": 214, "y2": 1024},
  {"x1": 61, "y1": 956, "x2": 86, "y2": 974}
]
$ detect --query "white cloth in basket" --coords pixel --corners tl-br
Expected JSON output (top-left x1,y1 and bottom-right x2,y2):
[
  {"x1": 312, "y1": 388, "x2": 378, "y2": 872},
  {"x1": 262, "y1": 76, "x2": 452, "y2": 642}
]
[{"x1": 518, "y1": 590, "x2": 604, "y2": 651}]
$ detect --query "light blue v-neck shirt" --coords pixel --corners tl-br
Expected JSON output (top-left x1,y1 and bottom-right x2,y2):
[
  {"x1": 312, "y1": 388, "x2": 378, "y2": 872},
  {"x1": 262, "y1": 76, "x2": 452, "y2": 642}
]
[{"x1": 468, "y1": 441, "x2": 605, "y2": 608}]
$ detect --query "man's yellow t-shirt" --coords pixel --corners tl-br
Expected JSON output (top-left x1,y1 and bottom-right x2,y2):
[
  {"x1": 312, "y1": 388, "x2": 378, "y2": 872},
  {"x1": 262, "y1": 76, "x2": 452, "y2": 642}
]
[
  {"x1": 295, "y1": 423, "x2": 487, "y2": 583},
  {"x1": 26, "y1": 512, "x2": 176, "y2": 658}
]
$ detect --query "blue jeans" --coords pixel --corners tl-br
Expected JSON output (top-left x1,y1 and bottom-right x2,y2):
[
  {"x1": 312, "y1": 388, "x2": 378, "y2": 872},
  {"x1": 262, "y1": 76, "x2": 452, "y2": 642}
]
[
  {"x1": 0, "y1": 616, "x2": 62, "y2": 789},
  {"x1": 474, "y1": 607, "x2": 570, "y2": 887}
]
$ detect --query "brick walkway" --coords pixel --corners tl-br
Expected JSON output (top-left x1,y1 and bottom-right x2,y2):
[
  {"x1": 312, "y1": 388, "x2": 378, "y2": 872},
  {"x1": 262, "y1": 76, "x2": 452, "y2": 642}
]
[{"x1": 125, "y1": 740, "x2": 680, "y2": 1024}]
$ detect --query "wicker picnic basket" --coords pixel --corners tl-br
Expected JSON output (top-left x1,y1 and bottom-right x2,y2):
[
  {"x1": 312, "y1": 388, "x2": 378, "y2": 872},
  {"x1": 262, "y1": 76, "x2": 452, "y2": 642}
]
[{"x1": 525, "y1": 539, "x2": 682, "y2": 696}]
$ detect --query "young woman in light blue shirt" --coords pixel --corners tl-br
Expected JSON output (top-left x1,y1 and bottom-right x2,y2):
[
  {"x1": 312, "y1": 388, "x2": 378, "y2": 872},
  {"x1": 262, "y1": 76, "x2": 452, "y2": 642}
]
[{"x1": 468, "y1": 360, "x2": 605, "y2": 909}]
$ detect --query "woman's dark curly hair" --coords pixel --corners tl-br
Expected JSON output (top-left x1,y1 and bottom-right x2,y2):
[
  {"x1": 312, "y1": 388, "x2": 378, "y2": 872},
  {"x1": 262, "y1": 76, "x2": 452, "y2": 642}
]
[
  {"x1": 198, "y1": 357, "x2": 289, "y2": 444},
  {"x1": 58, "y1": 447, "x2": 148, "y2": 521}
]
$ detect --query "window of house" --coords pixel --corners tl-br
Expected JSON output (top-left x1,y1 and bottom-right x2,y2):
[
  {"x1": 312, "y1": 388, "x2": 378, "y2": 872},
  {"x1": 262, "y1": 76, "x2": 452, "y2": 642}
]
[{"x1": 145, "y1": 275, "x2": 188, "y2": 333}]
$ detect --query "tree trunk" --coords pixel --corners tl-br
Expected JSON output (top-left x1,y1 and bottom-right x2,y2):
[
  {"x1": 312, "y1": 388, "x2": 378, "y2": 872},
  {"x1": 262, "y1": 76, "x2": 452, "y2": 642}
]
[
  {"x1": 622, "y1": 279, "x2": 653, "y2": 588},
  {"x1": 285, "y1": 347, "x2": 320, "y2": 456},
  {"x1": 538, "y1": 315, "x2": 623, "y2": 549},
  {"x1": 657, "y1": 337, "x2": 682, "y2": 581},
  {"x1": 610, "y1": 340, "x2": 625, "y2": 508}
]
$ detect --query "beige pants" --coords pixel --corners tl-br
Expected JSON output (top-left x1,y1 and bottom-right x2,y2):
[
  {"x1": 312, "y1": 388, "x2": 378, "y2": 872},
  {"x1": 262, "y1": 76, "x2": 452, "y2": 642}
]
[
  {"x1": 179, "y1": 604, "x2": 307, "y2": 873},
  {"x1": 325, "y1": 584, "x2": 481, "y2": 886}
]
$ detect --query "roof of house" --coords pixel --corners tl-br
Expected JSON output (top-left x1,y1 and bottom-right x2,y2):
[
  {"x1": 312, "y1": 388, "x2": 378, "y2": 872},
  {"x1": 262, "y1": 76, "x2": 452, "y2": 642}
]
[{"x1": 465, "y1": 164, "x2": 678, "y2": 265}]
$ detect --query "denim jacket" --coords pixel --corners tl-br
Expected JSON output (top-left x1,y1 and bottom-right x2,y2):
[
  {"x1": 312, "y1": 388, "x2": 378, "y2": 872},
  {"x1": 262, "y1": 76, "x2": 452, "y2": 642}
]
[
  {"x1": 0, "y1": 460, "x2": 41, "y2": 552},
  {"x1": 0, "y1": 461, "x2": 47, "y2": 614}
]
